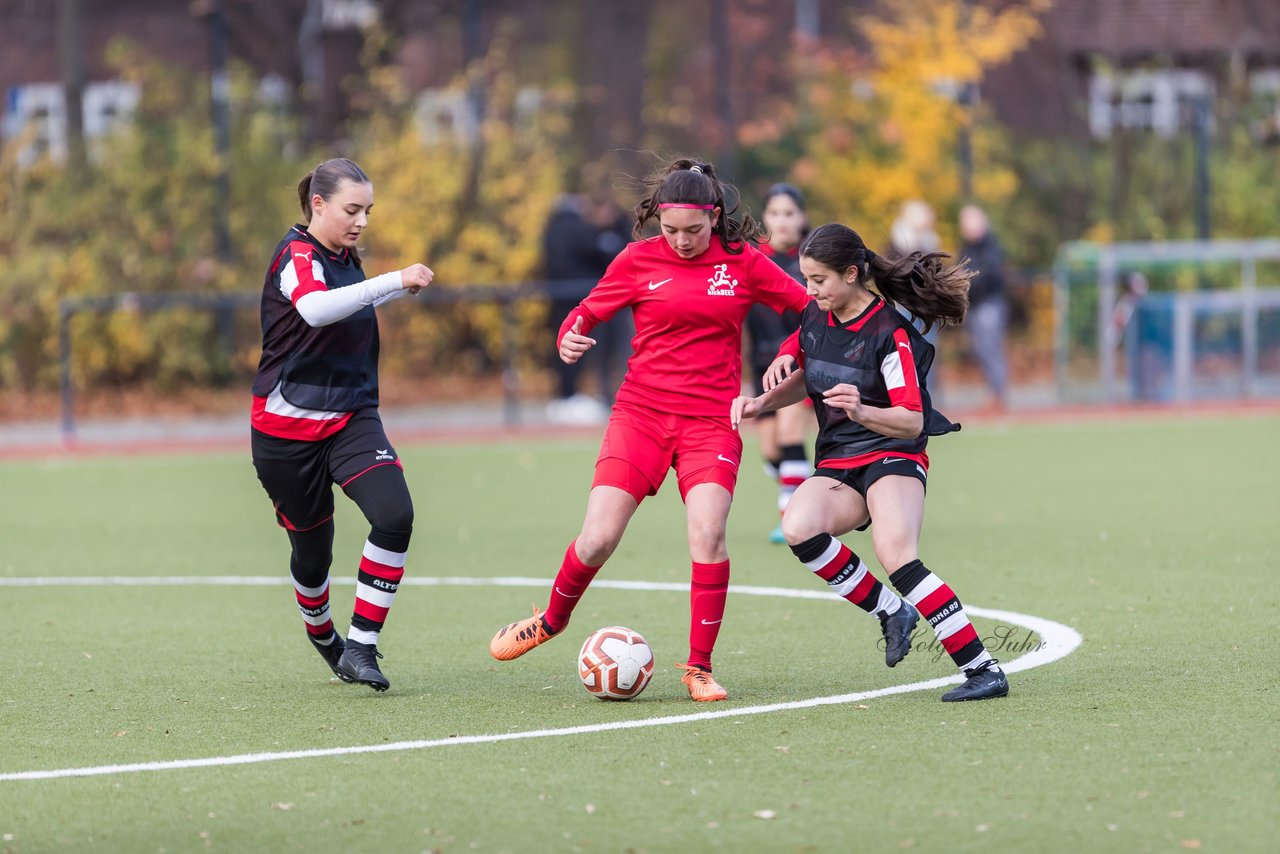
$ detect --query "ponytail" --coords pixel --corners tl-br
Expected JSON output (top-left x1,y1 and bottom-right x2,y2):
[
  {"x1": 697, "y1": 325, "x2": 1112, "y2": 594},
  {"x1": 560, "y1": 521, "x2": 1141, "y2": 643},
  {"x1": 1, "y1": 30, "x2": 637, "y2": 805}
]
[
  {"x1": 296, "y1": 157, "x2": 370, "y2": 224},
  {"x1": 296, "y1": 173, "x2": 314, "y2": 222},
  {"x1": 800, "y1": 223, "x2": 972, "y2": 332},
  {"x1": 633, "y1": 158, "x2": 762, "y2": 253}
]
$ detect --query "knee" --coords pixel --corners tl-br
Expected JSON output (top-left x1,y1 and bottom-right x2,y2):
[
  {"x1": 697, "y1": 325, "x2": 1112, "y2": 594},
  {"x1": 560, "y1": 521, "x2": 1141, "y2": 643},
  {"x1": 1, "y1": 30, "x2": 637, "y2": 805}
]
[
  {"x1": 290, "y1": 547, "x2": 332, "y2": 578},
  {"x1": 687, "y1": 518, "x2": 728, "y2": 563},
  {"x1": 376, "y1": 503, "x2": 414, "y2": 537},
  {"x1": 873, "y1": 540, "x2": 916, "y2": 576},
  {"x1": 780, "y1": 512, "x2": 823, "y2": 547},
  {"x1": 576, "y1": 527, "x2": 622, "y2": 566}
]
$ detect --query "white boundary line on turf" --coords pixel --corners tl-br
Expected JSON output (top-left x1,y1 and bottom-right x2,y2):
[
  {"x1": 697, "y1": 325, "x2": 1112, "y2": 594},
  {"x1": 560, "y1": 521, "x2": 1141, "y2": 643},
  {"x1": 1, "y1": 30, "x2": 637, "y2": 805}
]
[{"x1": 0, "y1": 576, "x2": 1082, "y2": 783}]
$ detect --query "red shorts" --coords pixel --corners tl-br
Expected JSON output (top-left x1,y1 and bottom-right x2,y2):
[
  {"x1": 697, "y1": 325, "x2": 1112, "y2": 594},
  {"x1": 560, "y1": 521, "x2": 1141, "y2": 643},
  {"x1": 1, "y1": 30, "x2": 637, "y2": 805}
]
[{"x1": 593, "y1": 401, "x2": 743, "y2": 503}]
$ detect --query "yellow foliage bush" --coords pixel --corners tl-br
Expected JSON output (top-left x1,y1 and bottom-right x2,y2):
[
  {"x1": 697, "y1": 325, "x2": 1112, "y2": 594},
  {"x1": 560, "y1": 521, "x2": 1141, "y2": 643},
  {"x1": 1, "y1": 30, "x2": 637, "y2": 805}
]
[
  {"x1": 791, "y1": 0, "x2": 1049, "y2": 249},
  {"x1": 0, "y1": 29, "x2": 571, "y2": 396}
]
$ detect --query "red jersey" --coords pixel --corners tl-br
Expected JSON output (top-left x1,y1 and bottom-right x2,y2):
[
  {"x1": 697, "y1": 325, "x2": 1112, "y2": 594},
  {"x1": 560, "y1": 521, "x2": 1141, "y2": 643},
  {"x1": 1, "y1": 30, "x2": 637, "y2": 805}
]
[{"x1": 558, "y1": 236, "x2": 810, "y2": 416}]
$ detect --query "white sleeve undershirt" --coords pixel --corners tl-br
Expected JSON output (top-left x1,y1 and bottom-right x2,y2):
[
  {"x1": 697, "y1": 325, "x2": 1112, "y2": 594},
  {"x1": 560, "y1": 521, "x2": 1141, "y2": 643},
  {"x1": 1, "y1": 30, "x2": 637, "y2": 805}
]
[{"x1": 293, "y1": 270, "x2": 404, "y2": 327}]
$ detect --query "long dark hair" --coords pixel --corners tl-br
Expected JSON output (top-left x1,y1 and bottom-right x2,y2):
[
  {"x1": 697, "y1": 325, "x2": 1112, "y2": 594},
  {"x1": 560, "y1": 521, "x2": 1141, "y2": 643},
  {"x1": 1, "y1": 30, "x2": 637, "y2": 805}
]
[
  {"x1": 799, "y1": 223, "x2": 972, "y2": 332},
  {"x1": 633, "y1": 158, "x2": 761, "y2": 254},
  {"x1": 762, "y1": 181, "x2": 810, "y2": 246},
  {"x1": 296, "y1": 157, "x2": 370, "y2": 224}
]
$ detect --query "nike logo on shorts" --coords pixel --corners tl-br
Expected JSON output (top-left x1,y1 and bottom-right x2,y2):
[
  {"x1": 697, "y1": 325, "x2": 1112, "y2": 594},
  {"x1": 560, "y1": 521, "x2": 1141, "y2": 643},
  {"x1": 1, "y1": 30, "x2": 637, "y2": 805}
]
[
  {"x1": 882, "y1": 458, "x2": 905, "y2": 465},
  {"x1": 648, "y1": 278, "x2": 673, "y2": 291},
  {"x1": 717, "y1": 454, "x2": 738, "y2": 467}
]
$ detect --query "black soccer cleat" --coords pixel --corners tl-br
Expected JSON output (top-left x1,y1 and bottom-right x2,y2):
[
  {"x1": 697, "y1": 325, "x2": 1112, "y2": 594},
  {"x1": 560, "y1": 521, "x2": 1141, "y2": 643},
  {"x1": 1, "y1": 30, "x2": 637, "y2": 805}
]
[
  {"x1": 337, "y1": 639, "x2": 390, "y2": 692},
  {"x1": 310, "y1": 631, "x2": 354, "y2": 682},
  {"x1": 941, "y1": 661, "x2": 1009, "y2": 702},
  {"x1": 879, "y1": 600, "x2": 920, "y2": 668}
]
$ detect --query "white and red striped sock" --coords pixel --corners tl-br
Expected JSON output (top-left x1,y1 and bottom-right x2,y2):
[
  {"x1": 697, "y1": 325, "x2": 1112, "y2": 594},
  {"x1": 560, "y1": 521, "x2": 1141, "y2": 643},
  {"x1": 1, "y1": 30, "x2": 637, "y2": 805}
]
[
  {"x1": 790, "y1": 533, "x2": 902, "y2": 616},
  {"x1": 348, "y1": 539, "x2": 406, "y2": 646},
  {"x1": 890, "y1": 559, "x2": 994, "y2": 673},
  {"x1": 776, "y1": 444, "x2": 810, "y2": 513},
  {"x1": 294, "y1": 578, "x2": 335, "y2": 640}
]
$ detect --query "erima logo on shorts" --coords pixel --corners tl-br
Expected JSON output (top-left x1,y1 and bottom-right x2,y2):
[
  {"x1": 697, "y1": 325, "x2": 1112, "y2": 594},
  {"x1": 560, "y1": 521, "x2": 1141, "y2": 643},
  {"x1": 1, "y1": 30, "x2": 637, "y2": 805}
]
[{"x1": 375, "y1": 448, "x2": 395, "y2": 461}]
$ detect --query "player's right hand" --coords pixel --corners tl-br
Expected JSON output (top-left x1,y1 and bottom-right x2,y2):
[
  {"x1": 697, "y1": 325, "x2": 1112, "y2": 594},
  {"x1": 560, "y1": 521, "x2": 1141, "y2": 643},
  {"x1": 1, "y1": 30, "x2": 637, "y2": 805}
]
[
  {"x1": 400, "y1": 263, "x2": 434, "y2": 294},
  {"x1": 729, "y1": 395, "x2": 761, "y2": 429},
  {"x1": 763, "y1": 355, "x2": 797, "y2": 391},
  {"x1": 560, "y1": 317, "x2": 597, "y2": 364}
]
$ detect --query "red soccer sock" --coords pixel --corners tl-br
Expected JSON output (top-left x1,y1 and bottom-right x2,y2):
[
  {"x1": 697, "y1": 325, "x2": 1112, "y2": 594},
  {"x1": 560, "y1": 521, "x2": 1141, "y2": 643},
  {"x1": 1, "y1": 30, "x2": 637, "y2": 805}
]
[
  {"x1": 688, "y1": 559, "x2": 730, "y2": 670},
  {"x1": 543, "y1": 539, "x2": 602, "y2": 633}
]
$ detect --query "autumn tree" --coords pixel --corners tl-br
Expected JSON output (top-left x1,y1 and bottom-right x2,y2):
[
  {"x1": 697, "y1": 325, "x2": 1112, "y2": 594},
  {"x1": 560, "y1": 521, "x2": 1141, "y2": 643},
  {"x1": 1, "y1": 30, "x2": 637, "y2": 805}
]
[{"x1": 786, "y1": 0, "x2": 1051, "y2": 250}]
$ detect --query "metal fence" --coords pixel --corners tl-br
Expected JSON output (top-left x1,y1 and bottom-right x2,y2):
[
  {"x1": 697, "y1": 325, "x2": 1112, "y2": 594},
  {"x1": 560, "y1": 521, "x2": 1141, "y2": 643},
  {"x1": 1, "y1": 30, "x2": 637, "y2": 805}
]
[
  {"x1": 1052, "y1": 238, "x2": 1280, "y2": 403},
  {"x1": 56, "y1": 278, "x2": 604, "y2": 443}
]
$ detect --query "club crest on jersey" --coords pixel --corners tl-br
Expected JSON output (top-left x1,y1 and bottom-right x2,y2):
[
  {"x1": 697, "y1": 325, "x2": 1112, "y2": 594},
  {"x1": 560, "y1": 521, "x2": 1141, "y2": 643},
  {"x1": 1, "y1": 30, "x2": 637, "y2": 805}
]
[
  {"x1": 844, "y1": 341, "x2": 866, "y2": 362},
  {"x1": 706, "y1": 264, "x2": 739, "y2": 296}
]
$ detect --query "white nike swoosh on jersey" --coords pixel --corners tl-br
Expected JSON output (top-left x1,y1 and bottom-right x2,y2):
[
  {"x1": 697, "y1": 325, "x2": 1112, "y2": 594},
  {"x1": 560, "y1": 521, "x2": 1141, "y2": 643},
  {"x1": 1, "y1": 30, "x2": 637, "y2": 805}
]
[
  {"x1": 716, "y1": 454, "x2": 738, "y2": 466},
  {"x1": 554, "y1": 587, "x2": 582, "y2": 598},
  {"x1": 648, "y1": 278, "x2": 673, "y2": 290},
  {"x1": 700, "y1": 619, "x2": 722, "y2": 625}
]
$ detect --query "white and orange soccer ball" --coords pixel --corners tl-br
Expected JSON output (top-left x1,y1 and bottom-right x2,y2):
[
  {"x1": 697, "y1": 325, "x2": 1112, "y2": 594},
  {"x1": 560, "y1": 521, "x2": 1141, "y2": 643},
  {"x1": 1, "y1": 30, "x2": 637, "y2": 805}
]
[{"x1": 578, "y1": 626, "x2": 655, "y2": 700}]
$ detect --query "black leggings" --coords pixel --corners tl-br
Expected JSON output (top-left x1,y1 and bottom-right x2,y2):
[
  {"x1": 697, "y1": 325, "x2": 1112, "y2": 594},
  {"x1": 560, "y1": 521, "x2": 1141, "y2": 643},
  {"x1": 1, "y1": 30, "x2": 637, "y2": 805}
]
[{"x1": 286, "y1": 464, "x2": 414, "y2": 588}]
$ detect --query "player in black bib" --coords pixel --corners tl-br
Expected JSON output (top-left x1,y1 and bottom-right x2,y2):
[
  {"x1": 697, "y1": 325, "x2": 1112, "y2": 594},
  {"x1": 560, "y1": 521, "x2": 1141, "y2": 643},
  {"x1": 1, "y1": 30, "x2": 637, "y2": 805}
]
[
  {"x1": 250, "y1": 158, "x2": 434, "y2": 692},
  {"x1": 732, "y1": 223, "x2": 1008, "y2": 702}
]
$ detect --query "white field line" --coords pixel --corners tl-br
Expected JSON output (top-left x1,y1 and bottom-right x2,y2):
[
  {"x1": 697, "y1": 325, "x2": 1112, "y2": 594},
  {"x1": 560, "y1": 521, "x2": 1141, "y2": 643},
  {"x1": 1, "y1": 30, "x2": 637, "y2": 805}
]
[{"x1": 0, "y1": 575, "x2": 1082, "y2": 783}]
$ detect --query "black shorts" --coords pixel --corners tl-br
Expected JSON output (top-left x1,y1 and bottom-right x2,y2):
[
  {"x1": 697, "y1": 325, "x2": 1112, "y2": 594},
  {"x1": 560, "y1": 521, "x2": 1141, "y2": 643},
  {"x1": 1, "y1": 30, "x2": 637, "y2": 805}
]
[
  {"x1": 748, "y1": 360, "x2": 775, "y2": 416},
  {"x1": 252, "y1": 408, "x2": 402, "y2": 531},
  {"x1": 812, "y1": 457, "x2": 928, "y2": 530},
  {"x1": 814, "y1": 457, "x2": 928, "y2": 497}
]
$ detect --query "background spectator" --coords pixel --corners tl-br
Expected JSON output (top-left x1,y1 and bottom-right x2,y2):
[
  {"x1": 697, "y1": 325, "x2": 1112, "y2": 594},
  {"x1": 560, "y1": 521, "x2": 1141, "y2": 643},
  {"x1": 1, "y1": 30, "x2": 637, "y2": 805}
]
[{"x1": 958, "y1": 204, "x2": 1009, "y2": 409}]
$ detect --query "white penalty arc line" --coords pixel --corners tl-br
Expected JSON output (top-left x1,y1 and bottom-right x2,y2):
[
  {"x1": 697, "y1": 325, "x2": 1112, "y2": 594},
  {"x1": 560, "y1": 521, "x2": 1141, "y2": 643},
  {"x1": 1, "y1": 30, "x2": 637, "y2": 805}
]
[{"x1": 0, "y1": 576, "x2": 1081, "y2": 783}]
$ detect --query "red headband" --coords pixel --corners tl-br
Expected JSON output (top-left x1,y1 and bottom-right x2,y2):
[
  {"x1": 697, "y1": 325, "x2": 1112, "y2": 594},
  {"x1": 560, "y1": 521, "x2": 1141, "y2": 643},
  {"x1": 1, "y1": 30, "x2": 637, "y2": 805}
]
[{"x1": 658, "y1": 203, "x2": 716, "y2": 210}]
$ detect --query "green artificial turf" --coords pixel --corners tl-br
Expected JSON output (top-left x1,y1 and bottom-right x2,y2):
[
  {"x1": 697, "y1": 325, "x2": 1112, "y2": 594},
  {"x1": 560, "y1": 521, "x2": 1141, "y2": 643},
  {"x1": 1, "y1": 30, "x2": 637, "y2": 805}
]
[{"x1": 1, "y1": 414, "x2": 1276, "y2": 852}]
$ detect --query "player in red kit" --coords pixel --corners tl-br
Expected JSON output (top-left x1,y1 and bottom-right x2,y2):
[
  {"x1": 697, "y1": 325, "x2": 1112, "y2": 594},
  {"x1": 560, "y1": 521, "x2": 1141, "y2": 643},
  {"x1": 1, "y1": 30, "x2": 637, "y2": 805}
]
[
  {"x1": 489, "y1": 159, "x2": 811, "y2": 701},
  {"x1": 732, "y1": 223, "x2": 1009, "y2": 702}
]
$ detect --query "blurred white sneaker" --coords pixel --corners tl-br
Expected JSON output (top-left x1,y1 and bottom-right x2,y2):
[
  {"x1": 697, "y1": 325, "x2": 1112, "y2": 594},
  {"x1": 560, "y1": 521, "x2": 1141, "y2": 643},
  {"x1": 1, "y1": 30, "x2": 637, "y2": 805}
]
[{"x1": 547, "y1": 394, "x2": 607, "y2": 425}]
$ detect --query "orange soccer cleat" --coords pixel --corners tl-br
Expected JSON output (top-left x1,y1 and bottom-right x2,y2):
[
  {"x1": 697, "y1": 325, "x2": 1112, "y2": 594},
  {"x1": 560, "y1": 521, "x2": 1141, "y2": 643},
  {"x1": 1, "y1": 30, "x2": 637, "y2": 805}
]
[
  {"x1": 676, "y1": 663, "x2": 728, "y2": 702},
  {"x1": 489, "y1": 605, "x2": 558, "y2": 661}
]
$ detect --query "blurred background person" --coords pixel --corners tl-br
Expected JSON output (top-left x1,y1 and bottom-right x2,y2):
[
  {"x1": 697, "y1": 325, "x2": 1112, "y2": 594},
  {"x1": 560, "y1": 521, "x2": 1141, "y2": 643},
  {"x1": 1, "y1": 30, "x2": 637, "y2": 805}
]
[
  {"x1": 746, "y1": 183, "x2": 813, "y2": 543},
  {"x1": 958, "y1": 204, "x2": 1009, "y2": 410},
  {"x1": 890, "y1": 199, "x2": 944, "y2": 393},
  {"x1": 541, "y1": 191, "x2": 631, "y2": 425}
]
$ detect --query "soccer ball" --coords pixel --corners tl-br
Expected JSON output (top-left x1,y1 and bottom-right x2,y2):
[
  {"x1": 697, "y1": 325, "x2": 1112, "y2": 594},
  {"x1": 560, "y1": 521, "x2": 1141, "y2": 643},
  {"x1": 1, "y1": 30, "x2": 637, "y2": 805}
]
[{"x1": 578, "y1": 626, "x2": 655, "y2": 701}]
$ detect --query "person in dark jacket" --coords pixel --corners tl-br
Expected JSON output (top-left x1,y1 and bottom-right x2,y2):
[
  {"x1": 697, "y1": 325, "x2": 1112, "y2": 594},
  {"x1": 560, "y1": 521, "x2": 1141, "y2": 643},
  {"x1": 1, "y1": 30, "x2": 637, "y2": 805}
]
[
  {"x1": 542, "y1": 194, "x2": 629, "y2": 423},
  {"x1": 958, "y1": 204, "x2": 1008, "y2": 409}
]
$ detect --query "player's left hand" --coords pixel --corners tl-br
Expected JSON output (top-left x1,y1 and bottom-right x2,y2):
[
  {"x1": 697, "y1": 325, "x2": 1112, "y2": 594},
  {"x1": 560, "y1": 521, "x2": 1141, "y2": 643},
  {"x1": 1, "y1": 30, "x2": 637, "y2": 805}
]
[
  {"x1": 400, "y1": 263, "x2": 433, "y2": 294},
  {"x1": 729, "y1": 395, "x2": 761, "y2": 429},
  {"x1": 763, "y1": 355, "x2": 797, "y2": 391},
  {"x1": 822, "y1": 383, "x2": 863, "y2": 422}
]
